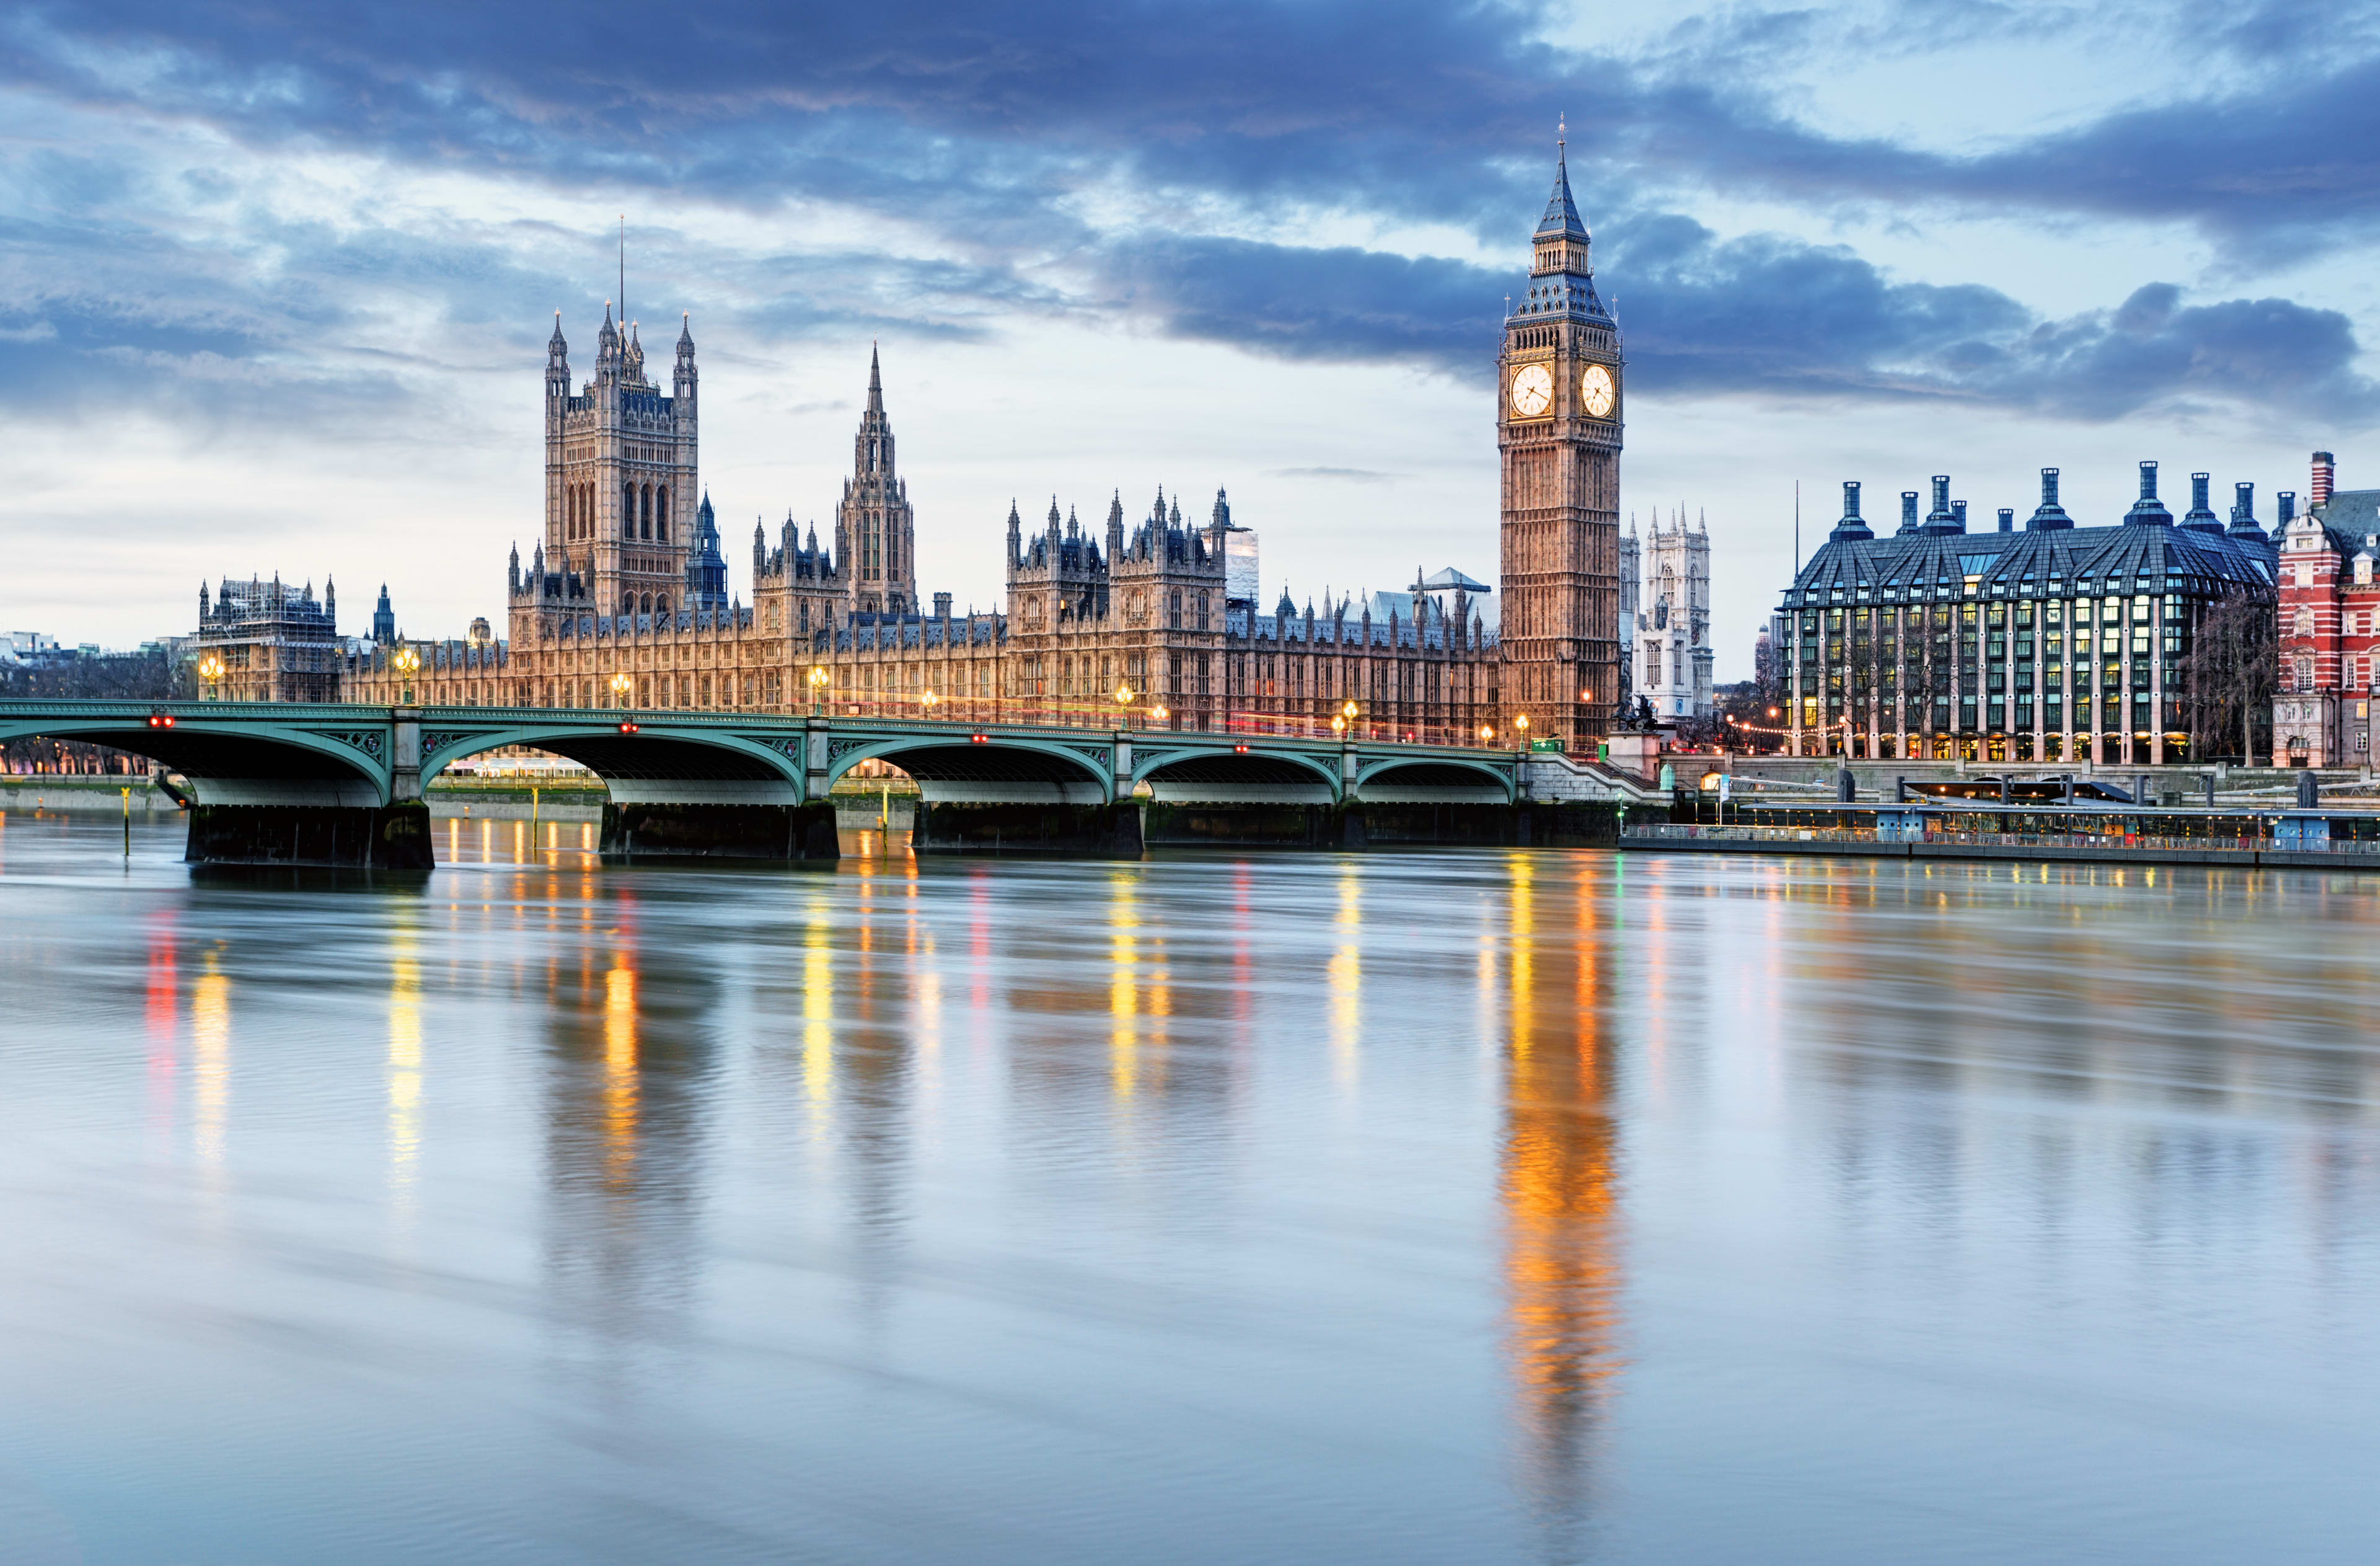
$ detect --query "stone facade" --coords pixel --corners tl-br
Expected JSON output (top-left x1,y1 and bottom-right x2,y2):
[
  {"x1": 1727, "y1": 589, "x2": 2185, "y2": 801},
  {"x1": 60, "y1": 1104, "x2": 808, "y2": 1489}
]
[
  {"x1": 196, "y1": 575, "x2": 342, "y2": 702},
  {"x1": 1631, "y1": 508, "x2": 1712, "y2": 720},
  {"x1": 343, "y1": 141, "x2": 1616, "y2": 748},
  {"x1": 1496, "y1": 131, "x2": 1623, "y2": 749}
]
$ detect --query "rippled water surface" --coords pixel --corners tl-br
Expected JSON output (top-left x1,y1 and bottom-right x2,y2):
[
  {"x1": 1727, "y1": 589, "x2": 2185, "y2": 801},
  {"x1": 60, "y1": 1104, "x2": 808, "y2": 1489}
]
[{"x1": 1, "y1": 811, "x2": 2376, "y2": 1564}]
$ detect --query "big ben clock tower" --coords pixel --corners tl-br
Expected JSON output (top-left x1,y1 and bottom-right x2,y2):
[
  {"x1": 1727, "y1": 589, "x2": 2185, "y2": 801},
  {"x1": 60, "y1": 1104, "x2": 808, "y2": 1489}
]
[{"x1": 1498, "y1": 126, "x2": 1621, "y2": 750}]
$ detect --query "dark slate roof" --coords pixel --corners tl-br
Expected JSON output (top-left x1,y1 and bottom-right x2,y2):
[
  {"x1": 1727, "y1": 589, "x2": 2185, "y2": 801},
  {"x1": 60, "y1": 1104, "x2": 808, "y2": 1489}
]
[
  {"x1": 1536, "y1": 152, "x2": 1588, "y2": 241},
  {"x1": 1510, "y1": 272, "x2": 1611, "y2": 325},
  {"x1": 1783, "y1": 518, "x2": 2275, "y2": 606},
  {"x1": 2309, "y1": 488, "x2": 2380, "y2": 555}
]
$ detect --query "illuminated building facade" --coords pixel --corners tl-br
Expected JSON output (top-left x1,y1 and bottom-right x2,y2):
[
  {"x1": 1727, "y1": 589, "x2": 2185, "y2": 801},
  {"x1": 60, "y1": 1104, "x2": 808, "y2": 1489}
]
[
  {"x1": 344, "y1": 139, "x2": 1652, "y2": 746},
  {"x1": 1776, "y1": 466, "x2": 2276, "y2": 763}
]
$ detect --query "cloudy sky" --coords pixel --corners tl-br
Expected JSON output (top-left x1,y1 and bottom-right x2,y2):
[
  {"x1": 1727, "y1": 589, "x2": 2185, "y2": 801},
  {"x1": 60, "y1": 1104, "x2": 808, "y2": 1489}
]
[{"x1": 7, "y1": 0, "x2": 2378, "y2": 675}]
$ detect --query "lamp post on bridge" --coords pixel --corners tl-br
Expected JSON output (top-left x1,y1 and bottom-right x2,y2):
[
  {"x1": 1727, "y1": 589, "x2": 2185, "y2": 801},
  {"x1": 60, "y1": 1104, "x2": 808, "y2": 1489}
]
[
  {"x1": 609, "y1": 671, "x2": 632, "y2": 710},
  {"x1": 808, "y1": 665, "x2": 828, "y2": 718},
  {"x1": 198, "y1": 653, "x2": 225, "y2": 702},
  {"x1": 393, "y1": 645, "x2": 419, "y2": 706},
  {"x1": 1114, "y1": 683, "x2": 1135, "y2": 732}
]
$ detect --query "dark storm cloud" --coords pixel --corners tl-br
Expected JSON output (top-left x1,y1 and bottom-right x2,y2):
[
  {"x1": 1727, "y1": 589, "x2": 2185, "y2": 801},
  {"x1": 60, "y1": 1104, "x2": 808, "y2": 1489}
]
[
  {"x1": 1114, "y1": 221, "x2": 2380, "y2": 422},
  {"x1": 6, "y1": 0, "x2": 2380, "y2": 424},
  {"x1": 17, "y1": 0, "x2": 2380, "y2": 242}
]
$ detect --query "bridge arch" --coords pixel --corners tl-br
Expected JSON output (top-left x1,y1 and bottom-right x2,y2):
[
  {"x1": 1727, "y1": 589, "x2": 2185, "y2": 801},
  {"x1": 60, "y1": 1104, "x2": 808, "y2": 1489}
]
[
  {"x1": 1130, "y1": 743, "x2": 1341, "y2": 802},
  {"x1": 421, "y1": 721, "x2": 805, "y2": 803},
  {"x1": 1352, "y1": 754, "x2": 1515, "y2": 803},
  {"x1": 826, "y1": 734, "x2": 1113, "y2": 803},
  {"x1": 0, "y1": 705, "x2": 389, "y2": 805}
]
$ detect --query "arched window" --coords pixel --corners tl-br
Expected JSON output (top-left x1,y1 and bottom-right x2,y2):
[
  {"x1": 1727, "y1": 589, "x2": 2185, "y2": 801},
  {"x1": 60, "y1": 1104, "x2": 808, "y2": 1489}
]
[
  {"x1": 624, "y1": 483, "x2": 635, "y2": 533},
  {"x1": 654, "y1": 594, "x2": 668, "y2": 618},
  {"x1": 640, "y1": 593, "x2": 652, "y2": 614},
  {"x1": 622, "y1": 591, "x2": 635, "y2": 616},
  {"x1": 1196, "y1": 591, "x2": 1209, "y2": 630},
  {"x1": 656, "y1": 488, "x2": 668, "y2": 541},
  {"x1": 1170, "y1": 590, "x2": 1183, "y2": 629}
]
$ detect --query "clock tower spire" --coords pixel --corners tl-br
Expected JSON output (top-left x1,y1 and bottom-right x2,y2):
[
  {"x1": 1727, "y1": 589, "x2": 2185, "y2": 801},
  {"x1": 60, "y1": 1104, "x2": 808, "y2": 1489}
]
[{"x1": 1497, "y1": 120, "x2": 1621, "y2": 749}]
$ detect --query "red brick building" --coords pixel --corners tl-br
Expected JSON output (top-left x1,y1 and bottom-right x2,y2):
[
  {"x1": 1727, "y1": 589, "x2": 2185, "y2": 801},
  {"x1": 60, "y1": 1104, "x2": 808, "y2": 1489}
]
[{"x1": 2273, "y1": 451, "x2": 2380, "y2": 766}]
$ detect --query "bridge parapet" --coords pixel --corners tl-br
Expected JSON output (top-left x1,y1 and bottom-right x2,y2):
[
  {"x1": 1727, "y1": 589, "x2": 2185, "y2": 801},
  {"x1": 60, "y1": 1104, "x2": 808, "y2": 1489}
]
[{"x1": 0, "y1": 700, "x2": 1549, "y2": 863}]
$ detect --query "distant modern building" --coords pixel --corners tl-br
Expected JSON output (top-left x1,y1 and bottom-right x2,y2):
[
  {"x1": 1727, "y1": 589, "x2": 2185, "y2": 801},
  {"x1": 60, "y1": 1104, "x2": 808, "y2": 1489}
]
[
  {"x1": 195, "y1": 575, "x2": 342, "y2": 702},
  {"x1": 2272, "y1": 451, "x2": 2380, "y2": 766},
  {"x1": 1776, "y1": 465, "x2": 2275, "y2": 763}
]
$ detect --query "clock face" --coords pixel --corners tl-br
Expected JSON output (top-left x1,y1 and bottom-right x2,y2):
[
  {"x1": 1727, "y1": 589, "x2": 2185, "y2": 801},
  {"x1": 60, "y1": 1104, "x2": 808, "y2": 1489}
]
[
  {"x1": 1509, "y1": 362, "x2": 1554, "y2": 419},
  {"x1": 1581, "y1": 363, "x2": 1616, "y2": 418}
]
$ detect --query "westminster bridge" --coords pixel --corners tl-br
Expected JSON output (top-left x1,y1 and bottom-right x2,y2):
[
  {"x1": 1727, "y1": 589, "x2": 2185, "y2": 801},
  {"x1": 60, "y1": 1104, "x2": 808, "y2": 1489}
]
[{"x1": 0, "y1": 701, "x2": 1589, "y2": 867}]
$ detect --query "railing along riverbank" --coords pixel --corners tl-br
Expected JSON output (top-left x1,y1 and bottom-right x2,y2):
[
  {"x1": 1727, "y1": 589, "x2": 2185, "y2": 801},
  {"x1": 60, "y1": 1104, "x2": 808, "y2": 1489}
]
[{"x1": 1623, "y1": 821, "x2": 2380, "y2": 869}]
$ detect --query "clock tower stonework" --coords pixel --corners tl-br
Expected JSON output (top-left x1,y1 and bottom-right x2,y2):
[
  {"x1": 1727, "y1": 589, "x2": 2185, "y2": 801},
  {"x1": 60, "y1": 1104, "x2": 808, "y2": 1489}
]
[{"x1": 1498, "y1": 136, "x2": 1621, "y2": 750}]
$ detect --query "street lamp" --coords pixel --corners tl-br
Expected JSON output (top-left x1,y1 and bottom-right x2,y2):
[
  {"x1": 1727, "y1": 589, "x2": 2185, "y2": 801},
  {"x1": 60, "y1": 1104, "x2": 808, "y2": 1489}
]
[
  {"x1": 1114, "y1": 683, "x2": 1135, "y2": 731},
  {"x1": 1152, "y1": 703, "x2": 1170, "y2": 728},
  {"x1": 393, "y1": 645, "x2": 420, "y2": 706},
  {"x1": 198, "y1": 652, "x2": 225, "y2": 702},
  {"x1": 1515, "y1": 713, "x2": 1530, "y2": 754},
  {"x1": 921, "y1": 688, "x2": 939, "y2": 717},
  {"x1": 1331, "y1": 713, "x2": 1346, "y2": 737},
  {"x1": 1479, "y1": 724, "x2": 1496, "y2": 745},
  {"x1": 808, "y1": 665, "x2": 828, "y2": 717},
  {"x1": 609, "y1": 671, "x2": 632, "y2": 710}
]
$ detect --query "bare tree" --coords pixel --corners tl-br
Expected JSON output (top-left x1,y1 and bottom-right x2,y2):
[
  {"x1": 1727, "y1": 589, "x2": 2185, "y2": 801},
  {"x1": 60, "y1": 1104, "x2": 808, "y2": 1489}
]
[{"x1": 2182, "y1": 592, "x2": 2276, "y2": 763}]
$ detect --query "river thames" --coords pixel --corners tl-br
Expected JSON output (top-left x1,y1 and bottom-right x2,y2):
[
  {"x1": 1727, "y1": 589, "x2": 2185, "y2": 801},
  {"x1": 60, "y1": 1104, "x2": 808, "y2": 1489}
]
[{"x1": 0, "y1": 812, "x2": 2374, "y2": 1563}]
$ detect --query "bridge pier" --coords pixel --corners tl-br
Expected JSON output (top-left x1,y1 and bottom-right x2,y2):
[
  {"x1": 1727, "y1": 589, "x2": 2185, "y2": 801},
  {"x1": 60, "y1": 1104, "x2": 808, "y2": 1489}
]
[
  {"x1": 600, "y1": 801, "x2": 840, "y2": 861},
  {"x1": 910, "y1": 800, "x2": 1144, "y2": 858},
  {"x1": 184, "y1": 801, "x2": 433, "y2": 869}
]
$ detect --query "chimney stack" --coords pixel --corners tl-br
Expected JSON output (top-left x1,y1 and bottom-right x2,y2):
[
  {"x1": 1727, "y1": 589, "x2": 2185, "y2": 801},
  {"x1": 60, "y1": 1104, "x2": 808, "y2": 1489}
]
[
  {"x1": 1997, "y1": 507, "x2": 2014, "y2": 533},
  {"x1": 2312, "y1": 450, "x2": 2336, "y2": 510},
  {"x1": 2182, "y1": 471, "x2": 2225, "y2": 533},
  {"x1": 2027, "y1": 467, "x2": 2074, "y2": 531},
  {"x1": 1900, "y1": 490, "x2": 1920, "y2": 534},
  {"x1": 933, "y1": 591, "x2": 952, "y2": 620},
  {"x1": 2124, "y1": 461, "x2": 2174, "y2": 527},
  {"x1": 1927, "y1": 474, "x2": 1952, "y2": 530},
  {"x1": 1831, "y1": 480, "x2": 1872, "y2": 541},
  {"x1": 2280, "y1": 490, "x2": 2298, "y2": 526},
  {"x1": 2229, "y1": 480, "x2": 2263, "y2": 537},
  {"x1": 1950, "y1": 499, "x2": 1968, "y2": 533}
]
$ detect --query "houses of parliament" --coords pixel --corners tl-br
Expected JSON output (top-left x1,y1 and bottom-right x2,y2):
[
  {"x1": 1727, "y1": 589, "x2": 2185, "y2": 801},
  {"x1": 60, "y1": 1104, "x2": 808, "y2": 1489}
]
[{"x1": 341, "y1": 144, "x2": 1624, "y2": 749}]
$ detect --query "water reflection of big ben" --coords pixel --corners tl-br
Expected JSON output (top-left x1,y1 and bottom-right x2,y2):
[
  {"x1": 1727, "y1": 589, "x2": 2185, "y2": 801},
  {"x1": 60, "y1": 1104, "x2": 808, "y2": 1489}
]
[{"x1": 1499, "y1": 855, "x2": 1624, "y2": 1541}]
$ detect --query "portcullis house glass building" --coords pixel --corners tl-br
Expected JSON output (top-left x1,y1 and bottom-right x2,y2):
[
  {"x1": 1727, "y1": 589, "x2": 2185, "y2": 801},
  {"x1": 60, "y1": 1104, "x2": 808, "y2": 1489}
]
[{"x1": 1776, "y1": 464, "x2": 2277, "y2": 764}]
